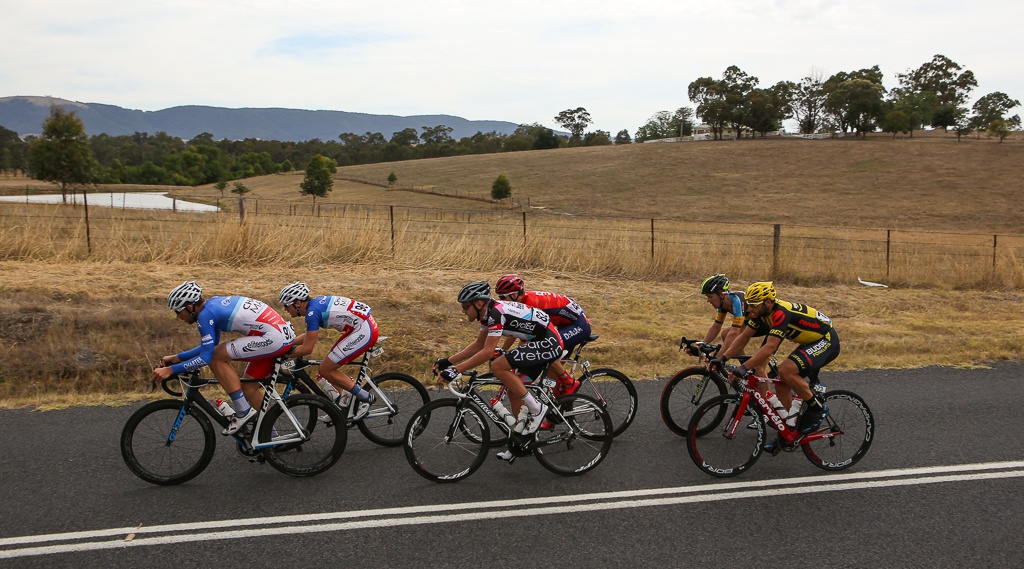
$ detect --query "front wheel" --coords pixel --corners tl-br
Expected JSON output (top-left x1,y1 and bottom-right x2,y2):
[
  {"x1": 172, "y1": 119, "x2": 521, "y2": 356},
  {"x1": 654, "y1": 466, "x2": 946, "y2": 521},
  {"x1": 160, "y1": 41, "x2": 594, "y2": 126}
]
[
  {"x1": 356, "y1": 372, "x2": 431, "y2": 447},
  {"x1": 404, "y1": 399, "x2": 490, "y2": 483},
  {"x1": 576, "y1": 367, "x2": 637, "y2": 437},
  {"x1": 802, "y1": 390, "x2": 875, "y2": 471},
  {"x1": 120, "y1": 399, "x2": 216, "y2": 485},
  {"x1": 686, "y1": 394, "x2": 764, "y2": 478},
  {"x1": 259, "y1": 394, "x2": 347, "y2": 477},
  {"x1": 661, "y1": 366, "x2": 727, "y2": 437},
  {"x1": 534, "y1": 393, "x2": 613, "y2": 476}
]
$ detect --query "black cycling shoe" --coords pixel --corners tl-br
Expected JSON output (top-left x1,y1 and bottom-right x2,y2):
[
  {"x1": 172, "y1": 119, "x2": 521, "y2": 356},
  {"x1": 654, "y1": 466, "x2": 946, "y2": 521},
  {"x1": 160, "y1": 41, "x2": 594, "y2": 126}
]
[
  {"x1": 763, "y1": 437, "x2": 783, "y2": 456},
  {"x1": 797, "y1": 400, "x2": 828, "y2": 434}
]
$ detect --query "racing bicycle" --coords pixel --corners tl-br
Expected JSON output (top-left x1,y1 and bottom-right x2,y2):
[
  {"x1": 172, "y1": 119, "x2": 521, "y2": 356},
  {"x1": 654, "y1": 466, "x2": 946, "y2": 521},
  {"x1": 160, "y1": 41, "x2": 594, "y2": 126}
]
[
  {"x1": 404, "y1": 370, "x2": 613, "y2": 482},
  {"x1": 686, "y1": 364, "x2": 874, "y2": 478},
  {"x1": 120, "y1": 358, "x2": 347, "y2": 485}
]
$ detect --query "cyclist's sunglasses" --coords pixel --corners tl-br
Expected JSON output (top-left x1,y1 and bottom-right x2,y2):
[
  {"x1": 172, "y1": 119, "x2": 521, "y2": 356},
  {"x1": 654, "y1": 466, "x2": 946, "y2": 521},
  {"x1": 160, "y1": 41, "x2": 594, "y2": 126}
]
[{"x1": 497, "y1": 292, "x2": 518, "y2": 299}]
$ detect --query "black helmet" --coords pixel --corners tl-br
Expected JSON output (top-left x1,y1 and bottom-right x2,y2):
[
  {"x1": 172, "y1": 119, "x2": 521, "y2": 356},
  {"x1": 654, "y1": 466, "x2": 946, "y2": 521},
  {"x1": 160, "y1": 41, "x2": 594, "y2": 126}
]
[
  {"x1": 457, "y1": 281, "x2": 491, "y2": 303},
  {"x1": 700, "y1": 274, "x2": 730, "y2": 295}
]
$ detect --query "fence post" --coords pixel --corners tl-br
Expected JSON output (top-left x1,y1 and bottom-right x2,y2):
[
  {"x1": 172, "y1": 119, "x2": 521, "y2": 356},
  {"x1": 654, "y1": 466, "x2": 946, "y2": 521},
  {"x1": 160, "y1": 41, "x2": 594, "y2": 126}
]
[
  {"x1": 239, "y1": 197, "x2": 246, "y2": 225},
  {"x1": 886, "y1": 229, "x2": 891, "y2": 279},
  {"x1": 993, "y1": 234, "x2": 998, "y2": 275},
  {"x1": 771, "y1": 224, "x2": 781, "y2": 279},
  {"x1": 390, "y1": 205, "x2": 396, "y2": 257},
  {"x1": 650, "y1": 218, "x2": 655, "y2": 259},
  {"x1": 522, "y1": 212, "x2": 527, "y2": 247},
  {"x1": 172, "y1": 197, "x2": 177, "y2": 212},
  {"x1": 82, "y1": 188, "x2": 92, "y2": 255}
]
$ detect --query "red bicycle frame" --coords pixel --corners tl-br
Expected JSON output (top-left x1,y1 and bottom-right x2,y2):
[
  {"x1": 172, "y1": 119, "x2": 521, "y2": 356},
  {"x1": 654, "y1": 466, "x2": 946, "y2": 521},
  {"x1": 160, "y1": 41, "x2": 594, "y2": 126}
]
[{"x1": 725, "y1": 372, "x2": 839, "y2": 446}]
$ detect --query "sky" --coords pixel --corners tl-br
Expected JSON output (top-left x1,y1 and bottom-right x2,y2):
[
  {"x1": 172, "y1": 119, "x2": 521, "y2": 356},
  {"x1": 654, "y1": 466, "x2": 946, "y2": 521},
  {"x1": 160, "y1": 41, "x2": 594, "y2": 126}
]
[{"x1": 2, "y1": 0, "x2": 1022, "y2": 136}]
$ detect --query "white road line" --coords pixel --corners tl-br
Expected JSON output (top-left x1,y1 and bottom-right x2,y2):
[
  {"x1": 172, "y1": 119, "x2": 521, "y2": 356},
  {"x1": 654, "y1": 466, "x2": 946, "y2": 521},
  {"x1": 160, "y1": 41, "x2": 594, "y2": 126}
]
[{"x1": 2, "y1": 460, "x2": 1023, "y2": 559}]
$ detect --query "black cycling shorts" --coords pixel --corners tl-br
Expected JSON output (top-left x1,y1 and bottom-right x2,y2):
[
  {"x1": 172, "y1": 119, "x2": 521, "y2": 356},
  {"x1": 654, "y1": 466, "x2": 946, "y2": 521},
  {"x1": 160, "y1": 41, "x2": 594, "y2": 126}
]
[
  {"x1": 502, "y1": 335, "x2": 563, "y2": 381},
  {"x1": 788, "y1": 330, "x2": 840, "y2": 384}
]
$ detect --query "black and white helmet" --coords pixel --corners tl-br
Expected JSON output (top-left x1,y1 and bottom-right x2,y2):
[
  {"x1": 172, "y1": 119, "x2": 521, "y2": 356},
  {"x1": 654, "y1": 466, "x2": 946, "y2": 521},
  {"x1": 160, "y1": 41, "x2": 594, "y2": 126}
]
[
  {"x1": 279, "y1": 281, "x2": 310, "y2": 306},
  {"x1": 457, "y1": 281, "x2": 491, "y2": 303},
  {"x1": 167, "y1": 281, "x2": 202, "y2": 312}
]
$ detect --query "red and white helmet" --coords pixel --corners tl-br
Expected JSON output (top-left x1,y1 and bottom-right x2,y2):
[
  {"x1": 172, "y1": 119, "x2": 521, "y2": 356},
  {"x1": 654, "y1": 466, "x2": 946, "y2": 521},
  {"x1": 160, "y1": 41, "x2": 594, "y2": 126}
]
[{"x1": 495, "y1": 274, "x2": 525, "y2": 296}]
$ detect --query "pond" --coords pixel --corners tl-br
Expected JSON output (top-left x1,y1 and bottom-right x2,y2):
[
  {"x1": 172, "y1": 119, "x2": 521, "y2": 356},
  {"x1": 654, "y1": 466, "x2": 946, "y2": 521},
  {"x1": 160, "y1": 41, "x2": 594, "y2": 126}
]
[{"x1": 0, "y1": 192, "x2": 220, "y2": 212}]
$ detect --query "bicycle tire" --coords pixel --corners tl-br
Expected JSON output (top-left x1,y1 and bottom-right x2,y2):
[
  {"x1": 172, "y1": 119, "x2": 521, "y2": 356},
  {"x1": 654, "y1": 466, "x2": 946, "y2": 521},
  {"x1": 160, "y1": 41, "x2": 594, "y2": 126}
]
[
  {"x1": 686, "y1": 394, "x2": 765, "y2": 478},
  {"x1": 534, "y1": 393, "x2": 613, "y2": 476},
  {"x1": 356, "y1": 372, "x2": 431, "y2": 447},
  {"x1": 404, "y1": 399, "x2": 490, "y2": 483},
  {"x1": 802, "y1": 390, "x2": 875, "y2": 471},
  {"x1": 576, "y1": 367, "x2": 637, "y2": 437},
  {"x1": 660, "y1": 366, "x2": 728, "y2": 437},
  {"x1": 259, "y1": 394, "x2": 347, "y2": 477},
  {"x1": 120, "y1": 399, "x2": 216, "y2": 485}
]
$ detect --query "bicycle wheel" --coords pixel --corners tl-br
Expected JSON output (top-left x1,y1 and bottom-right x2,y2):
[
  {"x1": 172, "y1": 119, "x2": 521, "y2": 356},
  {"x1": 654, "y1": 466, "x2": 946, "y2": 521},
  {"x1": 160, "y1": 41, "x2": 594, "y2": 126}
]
[
  {"x1": 534, "y1": 393, "x2": 613, "y2": 476},
  {"x1": 259, "y1": 394, "x2": 347, "y2": 477},
  {"x1": 576, "y1": 367, "x2": 637, "y2": 437},
  {"x1": 802, "y1": 390, "x2": 875, "y2": 471},
  {"x1": 404, "y1": 399, "x2": 489, "y2": 483},
  {"x1": 356, "y1": 372, "x2": 431, "y2": 447},
  {"x1": 686, "y1": 394, "x2": 765, "y2": 478},
  {"x1": 660, "y1": 366, "x2": 727, "y2": 437},
  {"x1": 120, "y1": 399, "x2": 216, "y2": 485}
]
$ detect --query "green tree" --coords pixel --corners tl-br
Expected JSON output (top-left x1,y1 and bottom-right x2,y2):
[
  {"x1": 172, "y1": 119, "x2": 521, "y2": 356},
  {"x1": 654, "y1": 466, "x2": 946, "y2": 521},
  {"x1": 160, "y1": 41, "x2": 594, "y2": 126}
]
[
  {"x1": 986, "y1": 119, "x2": 1012, "y2": 143},
  {"x1": 792, "y1": 71, "x2": 827, "y2": 134},
  {"x1": 721, "y1": 66, "x2": 759, "y2": 138},
  {"x1": 970, "y1": 92, "x2": 1021, "y2": 131},
  {"x1": 300, "y1": 154, "x2": 337, "y2": 203},
  {"x1": 387, "y1": 171, "x2": 398, "y2": 185},
  {"x1": 634, "y1": 108, "x2": 695, "y2": 142},
  {"x1": 887, "y1": 88, "x2": 937, "y2": 137},
  {"x1": 491, "y1": 173, "x2": 512, "y2": 200},
  {"x1": 823, "y1": 67, "x2": 886, "y2": 136},
  {"x1": 897, "y1": 54, "x2": 977, "y2": 130},
  {"x1": 688, "y1": 76, "x2": 728, "y2": 139},
  {"x1": 554, "y1": 107, "x2": 592, "y2": 143},
  {"x1": 231, "y1": 181, "x2": 251, "y2": 196},
  {"x1": 582, "y1": 130, "x2": 613, "y2": 146},
  {"x1": 215, "y1": 180, "x2": 228, "y2": 197},
  {"x1": 880, "y1": 110, "x2": 911, "y2": 139},
  {"x1": 614, "y1": 129, "x2": 632, "y2": 144},
  {"x1": 28, "y1": 106, "x2": 97, "y2": 202}
]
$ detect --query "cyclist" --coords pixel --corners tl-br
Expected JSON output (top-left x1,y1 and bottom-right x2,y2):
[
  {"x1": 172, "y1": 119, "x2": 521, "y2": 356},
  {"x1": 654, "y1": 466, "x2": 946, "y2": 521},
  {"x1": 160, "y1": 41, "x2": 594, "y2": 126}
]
[
  {"x1": 278, "y1": 282, "x2": 378, "y2": 419},
  {"x1": 151, "y1": 281, "x2": 296, "y2": 435},
  {"x1": 713, "y1": 281, "x2": 838, "y2": 438},
  {"x1": 434, "y1": 281, "x2": 564, "y2": 446},
  {"x1": 493, "y1": 274, "x2": 587, "y2": 396},
  {"x1": 688, "y1": 274, "x2": 747, "y2": 355}
]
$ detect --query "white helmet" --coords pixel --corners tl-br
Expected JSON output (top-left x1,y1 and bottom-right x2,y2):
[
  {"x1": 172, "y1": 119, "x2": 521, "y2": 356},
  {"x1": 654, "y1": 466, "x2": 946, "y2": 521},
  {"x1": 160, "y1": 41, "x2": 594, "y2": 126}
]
[
  {"x1": 167, "y1": 281, "x2": 202, "y2": 312},
  {"x1": 279, "y1": 281, "x2": 310, "y2": 306}
]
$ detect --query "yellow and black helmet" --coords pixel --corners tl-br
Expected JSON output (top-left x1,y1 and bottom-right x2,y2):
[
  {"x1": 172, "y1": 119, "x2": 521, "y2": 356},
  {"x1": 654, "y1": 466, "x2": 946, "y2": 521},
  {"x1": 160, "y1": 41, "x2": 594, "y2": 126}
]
[{"x1": 745, "y1": 281, "x2": 776, "y2": 305}]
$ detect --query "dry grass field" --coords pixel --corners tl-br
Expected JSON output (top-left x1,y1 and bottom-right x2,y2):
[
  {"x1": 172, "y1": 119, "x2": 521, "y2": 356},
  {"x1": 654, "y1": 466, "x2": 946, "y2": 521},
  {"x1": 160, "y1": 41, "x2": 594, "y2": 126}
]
[{"x1": 1, "y1": 134, "x2": 1023, "y2": 408}]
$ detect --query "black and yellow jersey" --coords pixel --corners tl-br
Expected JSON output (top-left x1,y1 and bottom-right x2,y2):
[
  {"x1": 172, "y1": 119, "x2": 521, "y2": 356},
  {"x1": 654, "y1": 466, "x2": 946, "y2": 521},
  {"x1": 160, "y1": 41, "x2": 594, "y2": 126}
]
[{"x1": 745, "y1": 300, "x2": 833, "y2": 345}]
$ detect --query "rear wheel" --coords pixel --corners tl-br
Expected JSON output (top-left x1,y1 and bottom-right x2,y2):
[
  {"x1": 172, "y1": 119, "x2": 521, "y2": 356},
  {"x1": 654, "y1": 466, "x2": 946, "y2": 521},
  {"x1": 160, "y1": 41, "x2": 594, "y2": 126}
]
[
  {"x1": 576, "y1": 368, "x2": 637, "y2": 437},
  {"x1": 686, "y1": 394, "x2": 764, "y2": 478},
  {"x1": 534, "y1": 393, "x2": 613, "y2": 476},
  {"x1": 259, "y1": 394, "x2": 347, "y2": 477},
  {"x1": 404, "y1": 399, "x2": 489, "y2": 483},
  {"x1": 356, "y1": 372, "x2": 431, "y2": 447},
  {"x1": 802, "y1": 390, "x2": 875, "y2": 471},
  {"x1": 120, "y1": 399, "x2": 216, "y2": 485},
  {"x1": 661, "y1": 366, "x2": 727, "y2": 437}
]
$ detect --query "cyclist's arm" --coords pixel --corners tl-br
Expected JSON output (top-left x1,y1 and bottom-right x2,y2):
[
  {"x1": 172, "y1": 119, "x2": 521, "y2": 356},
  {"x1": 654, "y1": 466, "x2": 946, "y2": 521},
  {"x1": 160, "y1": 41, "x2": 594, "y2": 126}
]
[
  {"x1": 701, "y1": 320, "x2": 724, "y2": 344},
  {"x1": 719, "y1": 326, "x2": 756, "y2": 360},
  {"x1": 742, "y1": 335, "x2": 782, "y2": 371},
  {"x1": 500, "y1": 336, "x2": 515, "y2": 351},
  {"x1": 289, "y1": 329, "x2": 318, "y2": 358},
  {"x1": 454, "y1": 333, "x2": 502, "y2": 374}
]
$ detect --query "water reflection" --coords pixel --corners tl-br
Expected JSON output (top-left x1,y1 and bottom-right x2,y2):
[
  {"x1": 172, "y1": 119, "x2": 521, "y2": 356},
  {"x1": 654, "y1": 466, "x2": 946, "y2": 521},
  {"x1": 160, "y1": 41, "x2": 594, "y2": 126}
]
[{"x1": 0, "y1": 192, "x2": 220, "y2": 212}]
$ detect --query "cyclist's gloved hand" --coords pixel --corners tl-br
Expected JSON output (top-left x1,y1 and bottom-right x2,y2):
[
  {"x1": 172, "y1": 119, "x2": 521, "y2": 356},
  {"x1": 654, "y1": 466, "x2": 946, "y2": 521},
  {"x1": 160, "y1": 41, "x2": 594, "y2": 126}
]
[
  {"x1": 439, "y1": 367, "x2": 461, "y2": 382},
  {"x1": 684, "y1": 343, "x2": 700, "y2": 357},
  {"x1": 730, "y1": 364, "x2": 750, "y2": 379},
  {"x1": 434, "y1": 357, "x2": 452, "y2": 372},
  {"x1": 709, "y1": 357, "x2": 726, "y2": 369}
]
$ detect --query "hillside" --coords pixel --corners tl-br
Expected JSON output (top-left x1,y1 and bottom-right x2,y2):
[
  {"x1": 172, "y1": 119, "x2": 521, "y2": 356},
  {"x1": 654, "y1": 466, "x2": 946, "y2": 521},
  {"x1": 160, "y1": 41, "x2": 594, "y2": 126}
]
[
  {"x1": 168, "y1": 133, "x2": 1024, "y2": 233},
  {"x1": 0, "y1": 96, "x2": 521, "y2": 141}
]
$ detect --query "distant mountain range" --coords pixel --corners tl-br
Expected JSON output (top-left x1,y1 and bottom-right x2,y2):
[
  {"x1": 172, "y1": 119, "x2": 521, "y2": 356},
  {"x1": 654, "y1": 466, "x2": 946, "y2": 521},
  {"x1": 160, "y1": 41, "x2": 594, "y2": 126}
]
[{"x1": 0, "y1": 96, "x2": 523, "y2": 142}]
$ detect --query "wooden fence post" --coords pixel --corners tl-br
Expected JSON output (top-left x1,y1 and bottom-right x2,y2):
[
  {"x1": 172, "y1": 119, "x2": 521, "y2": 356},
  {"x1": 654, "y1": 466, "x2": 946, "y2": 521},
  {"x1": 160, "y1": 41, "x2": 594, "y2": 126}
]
[
  {"x1": 522, "y1": 212, "x2": 527, "y2": 247},
  {"x1": 771, "y1": 224, "x2": 781, "y2": 279},
  {"x1": 650, "y1": 218, "x2": 655, "y2": 259},
  {"x1": 390, "y1": 205, "x2": 396, "y2": 257},
  {"x1": 993, "y1": 234, "x2": 998, "y2": 275},
  {"x1": 886, "y1": 229, "x2": 892, "y2": 279}
]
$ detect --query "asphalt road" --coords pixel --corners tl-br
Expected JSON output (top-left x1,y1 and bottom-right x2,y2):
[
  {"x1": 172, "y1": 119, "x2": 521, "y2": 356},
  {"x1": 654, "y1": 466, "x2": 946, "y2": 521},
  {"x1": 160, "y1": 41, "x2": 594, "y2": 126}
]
[{"x1": 1, "y1": 363, "x2": 1023, "y2": 568}]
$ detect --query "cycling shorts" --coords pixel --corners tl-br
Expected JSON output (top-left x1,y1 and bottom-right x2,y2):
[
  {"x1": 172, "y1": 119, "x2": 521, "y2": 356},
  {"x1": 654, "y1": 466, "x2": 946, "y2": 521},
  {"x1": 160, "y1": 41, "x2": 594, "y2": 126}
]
[
  {"x1": 787, "y1": 330, "x2": 840, "y2": 384},
  {"x1": 225, "y1": 323, "x2": 295, "y2": 379},
  {"x1": 501, "y1": 335, "x2": 564, "y2": 382},
  {"x1": 326, "y1": 315, "x2": 379, "y2": 365},
  {"x1": 558, "y1": 319, "x2": 592, "y2": 353}
]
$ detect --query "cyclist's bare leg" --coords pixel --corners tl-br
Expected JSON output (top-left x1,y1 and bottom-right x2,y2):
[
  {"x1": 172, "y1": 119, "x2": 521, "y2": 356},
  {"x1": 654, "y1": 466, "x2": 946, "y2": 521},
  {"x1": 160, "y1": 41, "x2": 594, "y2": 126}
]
[
  {"x1": 776, "y1": 359, "x2": 813, "y2": 408},
  {"x1": 317, "y1": 359, "x2": 356, "y2": 392},
  {"x1": 491, "y1": 356, "x2": 527, "y2": 416},
  {"x1": 210, "y1": 344, "x2": 261, "y2": 407}
]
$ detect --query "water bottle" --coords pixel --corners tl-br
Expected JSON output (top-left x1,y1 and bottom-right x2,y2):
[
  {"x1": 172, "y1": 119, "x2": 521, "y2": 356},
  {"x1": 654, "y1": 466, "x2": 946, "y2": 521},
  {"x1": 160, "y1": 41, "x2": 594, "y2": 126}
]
[
  {"x1": 214, "y1": 398, "x2": 235, "y2": 418},
  {"x1": 492, "y1": 401, "x2": 516, "y2": 427},
  {"x1": 317, "y1": 377, "x2": 341, "y2": 403},
  {"x1": 337, "y1": 390, "x2": 352, "y2": 408},
  {"x1": 786, "y1": 396, "x2": 803, "y2": 428},
  {"x1": 766, "y1": 392, "x2": 787, "y2": 418}
]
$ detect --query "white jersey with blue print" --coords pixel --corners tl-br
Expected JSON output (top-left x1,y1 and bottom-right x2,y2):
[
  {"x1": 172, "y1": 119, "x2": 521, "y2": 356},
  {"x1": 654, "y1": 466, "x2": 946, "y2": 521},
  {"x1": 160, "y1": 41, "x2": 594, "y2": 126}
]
[
  {"x1": 304, "y1": 295, "x2": 372, "y2": 335},
  {"x1": 172, "y1": 296, "x2": 295, "y2": 374}
]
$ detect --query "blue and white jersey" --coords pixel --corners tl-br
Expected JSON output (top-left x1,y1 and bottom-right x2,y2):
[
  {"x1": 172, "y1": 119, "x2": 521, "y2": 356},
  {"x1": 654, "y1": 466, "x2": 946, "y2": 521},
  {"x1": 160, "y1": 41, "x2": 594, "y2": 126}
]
[
  {"x1": 304, "y1": 295, "x2": 372, "y2": 335},
  {"x1": 172, "y1": 296, "x2": 294, "y2": 374}
]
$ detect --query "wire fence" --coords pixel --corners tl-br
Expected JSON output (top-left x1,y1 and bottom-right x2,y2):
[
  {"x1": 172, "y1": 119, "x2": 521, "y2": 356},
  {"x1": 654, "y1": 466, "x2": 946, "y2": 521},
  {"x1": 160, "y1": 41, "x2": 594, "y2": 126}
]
[{"x1": 2, "y1": 199, "x2": 1023, "y2": 288}]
